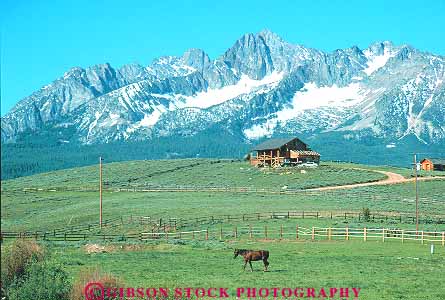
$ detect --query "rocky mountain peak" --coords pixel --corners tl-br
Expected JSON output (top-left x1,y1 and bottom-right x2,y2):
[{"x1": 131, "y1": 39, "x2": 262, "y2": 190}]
[
  {"x1": 365, "y1": 41, "x2": 395, "y2": 57},
  {"x1": 1, "y1": 32, "x2": 444, "y2": 149},
  {"x1": 257, "y1": 29, "x2": 284, "y2": 43},
  {"x1": 181, "y1": 48, "x2": 211, "y2": 73},
  {"x1": 222, "y1": 31, "x2": 274, "y2": 79}
]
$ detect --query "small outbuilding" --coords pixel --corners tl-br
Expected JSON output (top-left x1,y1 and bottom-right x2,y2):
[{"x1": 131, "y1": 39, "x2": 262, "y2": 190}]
[
  {"x1": 249, "y1": 137, "x2": 320, "y2": 167},
  {"x1": 420, "y1": 158, "x2": 445, "y2": 171}
]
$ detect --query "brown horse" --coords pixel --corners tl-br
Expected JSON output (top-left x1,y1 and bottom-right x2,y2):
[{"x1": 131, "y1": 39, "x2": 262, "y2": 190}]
[{"x1": 233, "y1": 249, "x2": 269, "y2": 272}]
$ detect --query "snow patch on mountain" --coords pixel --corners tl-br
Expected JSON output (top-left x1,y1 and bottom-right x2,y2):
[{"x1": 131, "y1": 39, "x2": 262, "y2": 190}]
[
  {"x1": 87, "y1": 112, "x2": 103, "y2": 139},
  {"x1": 244, "y1": 123, "x2": 275, "y2": 139},
  {"x1": 277, "y1": 82, "x2": 364, "y2": 118},
  {"x1": 244, "y1": 82, "x2": 366, "y2": 139},
  {"x1": 140, "y1": 111, "x2": 162, "y2": 127},
  {"x1": 363, "y1": 48, "x2": 397, "y2": 75},
  {"x1": 182, "y1": 71, "x2": 284, "y2": 109}
]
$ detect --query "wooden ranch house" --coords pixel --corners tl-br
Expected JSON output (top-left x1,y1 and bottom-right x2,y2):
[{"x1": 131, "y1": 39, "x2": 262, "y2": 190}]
[
  {"x1": 420, "y1": 158, "x2": 445, "y2": 171},
  {"x1": 249, "y1": 137, "x2": 320, "y2": 167}
]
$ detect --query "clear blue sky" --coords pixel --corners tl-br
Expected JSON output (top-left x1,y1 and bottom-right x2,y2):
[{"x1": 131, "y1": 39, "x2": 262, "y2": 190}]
[{"x1": 1, "y1": 0, "x2": 444, "y2": 115}]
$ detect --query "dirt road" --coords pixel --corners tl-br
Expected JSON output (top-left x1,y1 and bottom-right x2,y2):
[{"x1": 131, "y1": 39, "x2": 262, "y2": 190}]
[{"x1": 307, "y1": 169, "x2": 445, "y2": 191}]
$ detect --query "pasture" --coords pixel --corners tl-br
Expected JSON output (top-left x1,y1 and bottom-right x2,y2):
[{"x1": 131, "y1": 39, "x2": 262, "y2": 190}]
[
  {"x1": 9, "y1": 239, "x2": 443, "y2": 300},
  {"x1": 1, "y1": 159, "x2": 445, "y2": 299}
]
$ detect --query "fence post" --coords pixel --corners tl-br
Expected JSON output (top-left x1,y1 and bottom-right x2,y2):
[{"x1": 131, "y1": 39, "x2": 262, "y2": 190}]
[
  {"x1": 346, "y1": 227, "x2": 349, "y2": 241},
  {"x1": 311, "y1": 227, "x2": 315, "y2": 241},
  {"x1": 234, "y1": 226, "x2": 238, "y2": 239},
  {"x1": 206, "y1": 229, "x2": 209, "y2": 240},
  {"x1": 302, "y1": 211, "x2": 305, "y2": 219},
  {"x1": 296, "y1": 225, "x2": 299, "y2": 240},
  {"x1": 220, "y1": 227, "x2": 223, "y2": 241},
  {"x1": 382, "y1": 228, "x2": 385, "y2": 243},
  {"x1": 265, "y1": 225, "x2": 268, "y2": 239},
  {"x1": 330, "y1": 212, "x2": 332, "y2": 219},
  {"x1": 192, "y1": 230, "x2": 195, "y2": 240},
  {"x1": 402, "y1": 230, "x2": 404, "y2": 243},
  {"x1": 441, "y1": 232, "x2": 445, "y2": 247},
  {"x1": 287, "y1": 211, "x2": 290, "y2": 219},
  {"x1": 364, "y1": 228, "x2": 367, "y2": 242},
  {"x1": 421, "y1": 231, "x2": 424, "y2": 245},
  {"x1": 280, "y1": 224, "x2": 283, "y2": 240},
  {"x1": 328, "y1": 227, "x2": 331, "y2": 241}
]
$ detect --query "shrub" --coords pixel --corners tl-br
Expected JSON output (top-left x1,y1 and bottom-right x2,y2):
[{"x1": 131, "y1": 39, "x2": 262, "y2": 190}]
[
  {"x1": 70, "y1": 267, "x2": 125, "y2": 300},
  {"x1": 7, "y1": 262, "x2": 71, "y2": 300},
  {"x1": 1, "y1": 239, "x2": 45, "y2": 287},
  {"x1": 362, "y1": 207, "x2": 371, "y2": 222}
]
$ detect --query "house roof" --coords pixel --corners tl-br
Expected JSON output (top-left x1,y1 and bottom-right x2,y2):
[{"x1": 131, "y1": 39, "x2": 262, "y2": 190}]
[
  {"x1": 422, "y1": 158, "x2": 445, "y2": 165},
  {"x1": 252, "y1": 137, "x2": 304, "y2": 151}
]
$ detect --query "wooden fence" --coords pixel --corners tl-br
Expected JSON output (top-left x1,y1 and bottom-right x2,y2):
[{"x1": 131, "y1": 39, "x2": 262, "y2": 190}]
[
  {"x1": 129, "y1": 210, "x2": 445, "y2": 228},
  {"x1": 1, "y1": 217, "x2": 124, "y2": 238},
  {"x1": 2, "y1": 226, "x2": 444, "y2": 246},
  {"x1": 0, "y1": 229, "x2": 208, "y2": 242},
  {"x1": 231, "y1": 225, "x2": 445, "y2": 246}
]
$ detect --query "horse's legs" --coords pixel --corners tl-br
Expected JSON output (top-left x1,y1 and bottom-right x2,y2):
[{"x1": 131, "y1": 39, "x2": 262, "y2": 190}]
[
  {"x1": 263, "y1": 259, "x2": 269, "y2": 272},
  {"x1": 249, "y1": 261, "x2": 253, "y2": 272},
  {"x1": 243, "y1": 260, "x2": 247, "y2": 271}
]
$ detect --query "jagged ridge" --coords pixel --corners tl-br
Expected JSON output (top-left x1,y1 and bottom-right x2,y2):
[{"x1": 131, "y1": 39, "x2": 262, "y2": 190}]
[{"x1": 2, "y1": 29, "x2": 444, "y2": 146}]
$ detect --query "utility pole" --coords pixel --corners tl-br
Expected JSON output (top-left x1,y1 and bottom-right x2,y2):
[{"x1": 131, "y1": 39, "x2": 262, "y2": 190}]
[
  {"x1": 99, "y1": 156, "x2": 103, "y2": 229},
  {"x1": 413, "y1": 153, "x2": 419, "y2": 234}
]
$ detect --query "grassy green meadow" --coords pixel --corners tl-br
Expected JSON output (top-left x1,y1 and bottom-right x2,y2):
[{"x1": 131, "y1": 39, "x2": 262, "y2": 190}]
[
  {"x1": 44, "y1": 239, "x2": 443, "y2": 300},
  {"x1": 1, "y1": 159, "x2": 445, "y2": 299}
]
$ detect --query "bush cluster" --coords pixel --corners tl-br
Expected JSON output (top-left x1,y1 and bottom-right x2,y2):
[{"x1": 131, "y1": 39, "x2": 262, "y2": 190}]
[{"x1": 1, "y1": 240, "x2": 123, "y2": 300}]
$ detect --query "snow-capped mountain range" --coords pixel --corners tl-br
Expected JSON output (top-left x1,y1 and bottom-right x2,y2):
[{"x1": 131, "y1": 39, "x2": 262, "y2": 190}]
[{"x1": 2, "y1": 29, "x2": 445, "y2": 147}]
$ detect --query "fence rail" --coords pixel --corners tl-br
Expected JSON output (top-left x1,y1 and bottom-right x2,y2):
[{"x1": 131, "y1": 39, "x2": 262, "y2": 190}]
[
  {"x1": 0, "y1": 229, "x2": 208, "y2": 242},
  {"x1": 2, "y1": 210, "x2": 445, "y2": 244},
  {"x1": 2, "y1": 226, "x2": 444, "y2": 246},
  {"x1": 129, "y1": 210, "x2": 445, "y2": 228}
]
